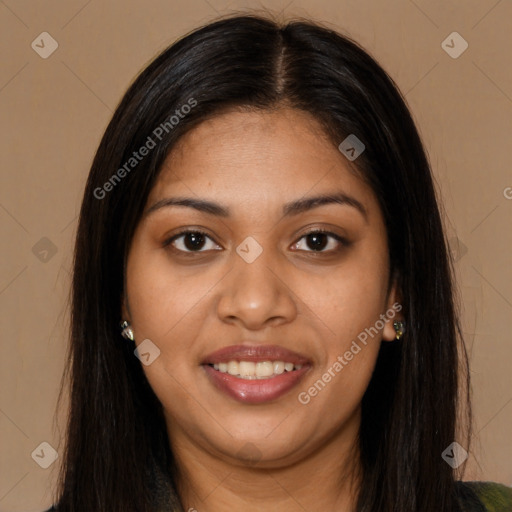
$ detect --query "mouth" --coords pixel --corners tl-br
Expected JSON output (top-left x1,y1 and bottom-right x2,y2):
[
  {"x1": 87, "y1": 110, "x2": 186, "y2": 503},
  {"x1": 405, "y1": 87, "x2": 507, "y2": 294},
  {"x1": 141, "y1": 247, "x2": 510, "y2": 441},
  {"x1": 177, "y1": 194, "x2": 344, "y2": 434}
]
[{"x1": 201, "y1": 344, "x2": 311, "y2": 404}]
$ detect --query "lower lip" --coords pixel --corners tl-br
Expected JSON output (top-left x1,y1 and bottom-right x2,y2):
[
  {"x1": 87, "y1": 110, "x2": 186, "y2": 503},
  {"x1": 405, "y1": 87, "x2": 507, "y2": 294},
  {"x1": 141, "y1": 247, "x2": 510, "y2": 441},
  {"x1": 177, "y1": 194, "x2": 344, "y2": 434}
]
[{"x1": 203, "y1": 364, "x2": 310, "y2": 404}]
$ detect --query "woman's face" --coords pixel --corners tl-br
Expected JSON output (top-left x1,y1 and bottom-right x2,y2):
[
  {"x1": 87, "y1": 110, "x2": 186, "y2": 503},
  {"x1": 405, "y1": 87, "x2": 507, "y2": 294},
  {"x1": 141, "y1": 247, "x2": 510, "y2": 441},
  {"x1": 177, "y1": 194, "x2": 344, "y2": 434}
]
[{"x1": 124, "y1": 107, "x2": 400, "y2": 468}]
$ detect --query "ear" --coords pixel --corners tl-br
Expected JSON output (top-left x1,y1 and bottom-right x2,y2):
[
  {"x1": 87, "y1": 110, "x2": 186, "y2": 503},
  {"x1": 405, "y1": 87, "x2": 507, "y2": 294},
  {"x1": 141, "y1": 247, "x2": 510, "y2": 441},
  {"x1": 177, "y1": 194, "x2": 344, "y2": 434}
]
[{"x1": 382, "y1": 275, "x2": 404, "y2": 342}]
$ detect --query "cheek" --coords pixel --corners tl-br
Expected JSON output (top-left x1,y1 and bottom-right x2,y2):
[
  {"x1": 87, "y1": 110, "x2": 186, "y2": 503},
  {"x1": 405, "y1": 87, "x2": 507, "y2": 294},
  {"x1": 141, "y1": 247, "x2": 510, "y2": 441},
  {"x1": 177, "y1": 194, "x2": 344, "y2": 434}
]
[
  {"x1": 294, "y1": 246, "x2": 389, "y2": 343},
  {"x1": 126, "y1": 243, "x2": 214, "y2": 341},
  {"x1": 292, "y1": 241, "x2": 388, "y2": 402},
  {"x1": 296, "y1": 271, "x2": 385, "y2": 420},
  {"x1": 125, "y1": 247, "x2": 210, "y2": 410}
]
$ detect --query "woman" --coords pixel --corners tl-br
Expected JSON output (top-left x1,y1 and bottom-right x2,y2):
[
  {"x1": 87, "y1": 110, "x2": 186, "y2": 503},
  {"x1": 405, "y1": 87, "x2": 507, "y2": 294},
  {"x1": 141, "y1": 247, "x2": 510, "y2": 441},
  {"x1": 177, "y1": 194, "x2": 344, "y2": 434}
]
[{"x1": 48, "y1": 13, "x2": 511, "y2": 512}]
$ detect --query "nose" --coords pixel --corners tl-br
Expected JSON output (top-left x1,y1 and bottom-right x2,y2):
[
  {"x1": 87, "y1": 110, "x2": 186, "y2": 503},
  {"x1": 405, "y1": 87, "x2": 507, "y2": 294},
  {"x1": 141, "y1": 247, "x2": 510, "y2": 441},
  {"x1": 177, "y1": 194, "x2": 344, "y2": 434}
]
[{"x1": 216, "y1": 246, "x2": 298, "y2": 331}]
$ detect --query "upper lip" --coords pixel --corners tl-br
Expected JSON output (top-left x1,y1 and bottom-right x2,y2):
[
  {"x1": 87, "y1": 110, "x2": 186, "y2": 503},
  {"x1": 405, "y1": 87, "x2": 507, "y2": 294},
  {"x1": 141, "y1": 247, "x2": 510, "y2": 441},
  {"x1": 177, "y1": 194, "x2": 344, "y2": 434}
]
[{"x1": 202, "y1": 344, "x2": 311, "y2": 365}]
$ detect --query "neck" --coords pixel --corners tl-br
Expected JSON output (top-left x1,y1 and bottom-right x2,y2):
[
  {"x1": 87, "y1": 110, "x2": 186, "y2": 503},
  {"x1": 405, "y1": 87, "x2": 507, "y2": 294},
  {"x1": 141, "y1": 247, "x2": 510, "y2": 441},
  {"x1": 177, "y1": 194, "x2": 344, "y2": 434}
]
[{"x1": 169, "y1": 410, "x2": 362, "y2": 512}]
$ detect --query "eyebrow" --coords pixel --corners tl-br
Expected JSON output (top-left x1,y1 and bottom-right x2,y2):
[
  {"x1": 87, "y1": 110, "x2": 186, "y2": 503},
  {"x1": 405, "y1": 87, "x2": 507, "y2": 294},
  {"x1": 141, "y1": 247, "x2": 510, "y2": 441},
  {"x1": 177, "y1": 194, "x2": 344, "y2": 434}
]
[{"x1": 144, "y1": 192, "x2": 367, "y2": 221}]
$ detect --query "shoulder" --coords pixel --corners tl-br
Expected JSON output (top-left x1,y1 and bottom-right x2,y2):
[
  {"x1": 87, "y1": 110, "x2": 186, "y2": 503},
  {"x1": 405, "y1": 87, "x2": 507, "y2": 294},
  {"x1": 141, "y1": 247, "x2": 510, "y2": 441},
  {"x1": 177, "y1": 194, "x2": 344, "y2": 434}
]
[{"x1": 456, "y1": 481, "x2": 512, "y2": 512}]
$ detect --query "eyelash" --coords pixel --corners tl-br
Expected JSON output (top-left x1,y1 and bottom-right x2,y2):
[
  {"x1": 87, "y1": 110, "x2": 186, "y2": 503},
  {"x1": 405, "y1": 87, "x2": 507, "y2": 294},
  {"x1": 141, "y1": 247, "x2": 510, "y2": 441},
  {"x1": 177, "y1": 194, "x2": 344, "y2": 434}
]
[{"x1": 163, "y1": 228, "x2": 349, "y2": 256}]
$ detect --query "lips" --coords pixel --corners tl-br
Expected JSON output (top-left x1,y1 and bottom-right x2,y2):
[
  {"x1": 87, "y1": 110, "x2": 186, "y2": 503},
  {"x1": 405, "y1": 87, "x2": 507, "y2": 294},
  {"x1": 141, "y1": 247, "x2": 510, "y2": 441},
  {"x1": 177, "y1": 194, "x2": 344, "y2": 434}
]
[{"x1": 201, "y1": 344, "x2": 311, "y2": 404}]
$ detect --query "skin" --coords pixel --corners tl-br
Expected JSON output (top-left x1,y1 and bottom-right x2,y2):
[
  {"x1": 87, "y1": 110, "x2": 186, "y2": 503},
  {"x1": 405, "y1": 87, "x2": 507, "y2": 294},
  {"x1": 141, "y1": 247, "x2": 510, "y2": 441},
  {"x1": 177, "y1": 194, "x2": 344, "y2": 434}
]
[{"x1": 123, "y1": 107, "x2": 402, "y2": 512}]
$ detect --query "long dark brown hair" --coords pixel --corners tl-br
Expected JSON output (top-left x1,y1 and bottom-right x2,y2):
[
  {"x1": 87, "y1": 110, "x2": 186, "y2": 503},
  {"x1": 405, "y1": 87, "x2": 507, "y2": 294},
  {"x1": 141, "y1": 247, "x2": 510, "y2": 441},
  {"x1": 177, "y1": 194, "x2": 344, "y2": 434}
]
[{"x1": 53, "y1": 12, "x2": 473, "y2": 511}]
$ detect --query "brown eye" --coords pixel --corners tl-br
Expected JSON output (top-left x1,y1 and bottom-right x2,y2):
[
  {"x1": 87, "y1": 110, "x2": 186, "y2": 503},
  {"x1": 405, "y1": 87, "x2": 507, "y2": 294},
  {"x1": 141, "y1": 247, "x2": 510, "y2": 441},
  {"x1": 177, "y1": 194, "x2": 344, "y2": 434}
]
[
  {"x1": 292, "y1": 230, "x2": 348, "y2": 253},
  {"x1": 164, "y1": 230, "x2": 221, "y2": 253}
]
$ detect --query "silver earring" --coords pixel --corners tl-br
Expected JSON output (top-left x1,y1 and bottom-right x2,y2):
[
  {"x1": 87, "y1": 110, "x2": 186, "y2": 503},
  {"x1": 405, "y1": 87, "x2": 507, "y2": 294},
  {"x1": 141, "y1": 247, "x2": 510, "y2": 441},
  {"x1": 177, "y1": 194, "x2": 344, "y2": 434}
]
[
  {"x1": 120, "y1": 320, "x2": 134, "y2": 341},
  {"x1": 393, "y1": 321, "x2": 405, "y2": 340}
]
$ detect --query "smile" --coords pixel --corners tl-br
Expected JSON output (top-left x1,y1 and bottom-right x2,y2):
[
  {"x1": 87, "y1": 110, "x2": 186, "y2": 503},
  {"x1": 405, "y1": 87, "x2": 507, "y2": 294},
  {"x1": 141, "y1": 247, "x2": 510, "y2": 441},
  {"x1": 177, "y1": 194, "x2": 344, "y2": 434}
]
[{"x1": 202, "y1": 344, "x2": 311, "y2": 404}]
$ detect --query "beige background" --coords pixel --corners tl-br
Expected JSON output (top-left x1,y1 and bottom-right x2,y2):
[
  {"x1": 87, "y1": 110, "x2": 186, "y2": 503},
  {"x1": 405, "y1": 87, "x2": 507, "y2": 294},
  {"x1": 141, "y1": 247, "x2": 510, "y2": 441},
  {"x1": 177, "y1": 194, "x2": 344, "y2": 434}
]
[{"x1": 0, "y1": 0, "x2": 511, "y2": 510}]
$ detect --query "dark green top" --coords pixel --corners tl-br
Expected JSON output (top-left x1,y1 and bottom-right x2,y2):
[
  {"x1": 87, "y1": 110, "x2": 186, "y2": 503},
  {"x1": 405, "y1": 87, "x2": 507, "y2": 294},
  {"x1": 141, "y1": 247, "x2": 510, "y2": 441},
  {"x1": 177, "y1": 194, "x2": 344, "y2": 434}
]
[
  {"x1": 457, "y1": 481, "x2": 512, "y2": 511},
  {"x1": 44, "y1": 480, "x2": 512, "y2": 511}
]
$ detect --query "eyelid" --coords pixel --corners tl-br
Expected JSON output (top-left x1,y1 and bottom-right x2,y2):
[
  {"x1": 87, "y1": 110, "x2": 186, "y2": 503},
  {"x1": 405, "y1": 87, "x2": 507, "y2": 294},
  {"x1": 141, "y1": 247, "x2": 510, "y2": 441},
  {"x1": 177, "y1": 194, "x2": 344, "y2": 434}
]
[
  {"x1": 162, "y1": 228, "x2": 221, "y2": 253},
  {"x1": 292, "y1": 227, "x2": 349, "y2": 252},
  {"x1": 163, "y1": 227, "x2": 349, "y2": 255}
]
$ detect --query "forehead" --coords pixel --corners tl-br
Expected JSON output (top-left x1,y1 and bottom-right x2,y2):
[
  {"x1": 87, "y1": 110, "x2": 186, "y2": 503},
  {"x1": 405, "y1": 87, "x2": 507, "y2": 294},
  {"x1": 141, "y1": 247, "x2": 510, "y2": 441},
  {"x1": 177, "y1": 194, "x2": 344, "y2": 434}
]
[{"x1": 149, "y1": 108, "x2": 374, "y2": 211}]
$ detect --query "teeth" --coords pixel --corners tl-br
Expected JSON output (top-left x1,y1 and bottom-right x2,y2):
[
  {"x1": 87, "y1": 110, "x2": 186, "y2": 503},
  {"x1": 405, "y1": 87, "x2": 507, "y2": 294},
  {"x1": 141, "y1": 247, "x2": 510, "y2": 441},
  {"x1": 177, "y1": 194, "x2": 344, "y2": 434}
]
[
  {"x1": 256, "y1": 361, "x2": 274, "y2": 377},
  {"x1": 239, "y1": 361, "x2": 255, "y2": 377},
  {"x1": 273, "y1": 361, "x2": 285, "y2": 374},
  {"x1": 210, "y1": 360, "x2": 304, "y2": 379},
  {"x1": 227, "y1": 361, "x2": 239, "y2": 376}
]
